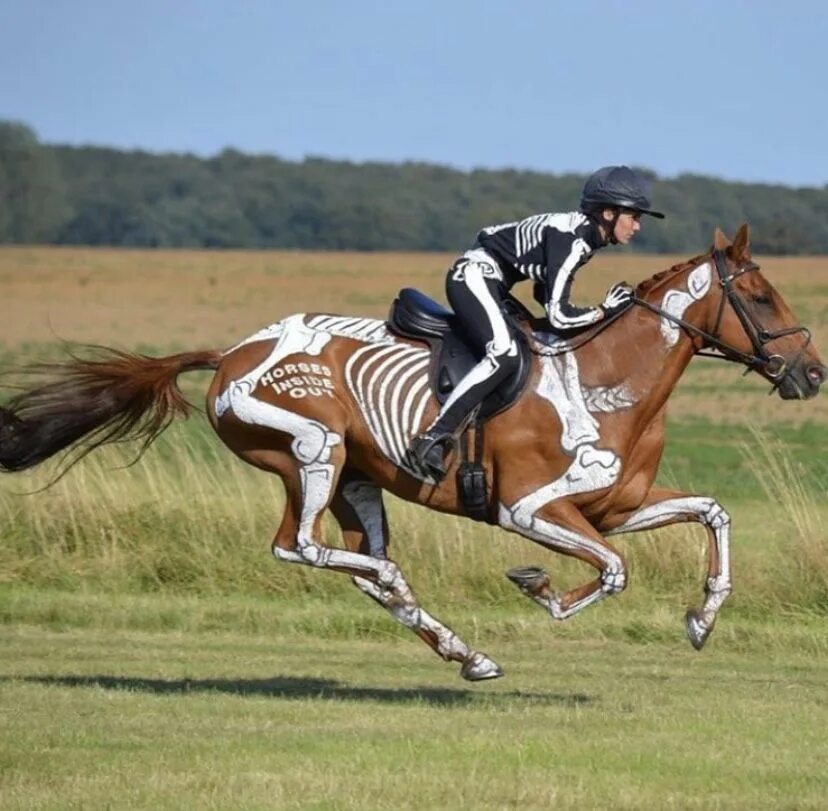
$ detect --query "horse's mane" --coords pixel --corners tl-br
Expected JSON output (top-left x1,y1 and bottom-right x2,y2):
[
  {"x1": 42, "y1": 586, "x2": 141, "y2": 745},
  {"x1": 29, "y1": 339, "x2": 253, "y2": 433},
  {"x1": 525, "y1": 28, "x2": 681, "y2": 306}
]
[{"x1": 635, "y1": 251, "x2": 711, "y2": 297}]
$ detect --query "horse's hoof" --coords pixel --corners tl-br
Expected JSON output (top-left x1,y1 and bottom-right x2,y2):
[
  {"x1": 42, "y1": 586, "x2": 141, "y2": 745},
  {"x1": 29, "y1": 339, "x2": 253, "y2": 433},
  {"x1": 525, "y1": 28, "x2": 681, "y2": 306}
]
[
  {"x1": 685, "y1": 609, "x2": 712, "y2": 651},
  {"x1": 460, "y1": 651, "x2": 503, "y2": 682},
  {"x1": 506, "y1": 565, "x2": 549, "y2": 594}
]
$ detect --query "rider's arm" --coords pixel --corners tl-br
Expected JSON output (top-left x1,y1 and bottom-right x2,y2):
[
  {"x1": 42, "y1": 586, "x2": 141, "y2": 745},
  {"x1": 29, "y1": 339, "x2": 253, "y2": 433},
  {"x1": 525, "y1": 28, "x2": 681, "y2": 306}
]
[{"x1": 541, "y1": 229, "x2": 603, "y2": 330}]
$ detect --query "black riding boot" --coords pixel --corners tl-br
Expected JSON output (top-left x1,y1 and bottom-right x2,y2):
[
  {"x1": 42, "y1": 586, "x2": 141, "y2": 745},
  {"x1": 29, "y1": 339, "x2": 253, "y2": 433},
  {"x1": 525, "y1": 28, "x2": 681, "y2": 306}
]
[{"x1": 406, "y1": 430, "x2": 455, "y2": 482}]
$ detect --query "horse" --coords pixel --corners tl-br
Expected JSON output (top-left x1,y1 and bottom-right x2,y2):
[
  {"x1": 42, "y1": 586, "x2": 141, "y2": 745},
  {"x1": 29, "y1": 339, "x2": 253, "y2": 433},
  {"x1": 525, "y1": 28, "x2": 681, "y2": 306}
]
[{"x1": 1, "y1": 224, "x2": 824, "y2": 681}]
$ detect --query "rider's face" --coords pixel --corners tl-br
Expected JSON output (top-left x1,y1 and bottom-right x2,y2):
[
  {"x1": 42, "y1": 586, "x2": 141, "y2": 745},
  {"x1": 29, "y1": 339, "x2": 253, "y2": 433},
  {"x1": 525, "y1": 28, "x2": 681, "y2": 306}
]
[{"x1": 612, "y1": 210, "x2": 642, "y2": 244}]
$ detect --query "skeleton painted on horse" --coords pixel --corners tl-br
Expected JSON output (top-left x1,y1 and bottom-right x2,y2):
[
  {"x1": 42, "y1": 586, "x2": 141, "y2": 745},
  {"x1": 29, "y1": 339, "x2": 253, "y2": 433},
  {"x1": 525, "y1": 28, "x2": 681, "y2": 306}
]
[{"x1": 0, "y1": 224, "x2": 824, "y2": 682}]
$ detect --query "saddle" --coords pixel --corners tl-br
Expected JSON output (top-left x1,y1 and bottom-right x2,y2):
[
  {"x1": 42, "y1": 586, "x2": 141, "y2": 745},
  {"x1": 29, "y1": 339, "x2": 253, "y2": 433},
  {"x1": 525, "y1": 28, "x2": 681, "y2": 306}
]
[{"x1": 386, "y1": 288, "x2": 532, "y2": 422}]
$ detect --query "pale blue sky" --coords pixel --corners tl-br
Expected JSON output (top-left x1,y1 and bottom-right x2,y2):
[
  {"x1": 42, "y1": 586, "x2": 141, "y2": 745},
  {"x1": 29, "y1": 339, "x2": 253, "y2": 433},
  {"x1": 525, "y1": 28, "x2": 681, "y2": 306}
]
[{"x1": 1, "y1": 0, "x2": 825, "y2": 186}]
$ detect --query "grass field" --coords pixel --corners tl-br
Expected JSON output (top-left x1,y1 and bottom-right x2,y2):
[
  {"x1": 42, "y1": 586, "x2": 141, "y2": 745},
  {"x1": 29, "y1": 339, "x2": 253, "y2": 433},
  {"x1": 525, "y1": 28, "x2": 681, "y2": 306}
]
[
  {"x1": 2, "y1": 605, "x2": 827, "y2": 811},
  {"x1": 1, "y1": 246, "x2": 827, "y2": 809}
]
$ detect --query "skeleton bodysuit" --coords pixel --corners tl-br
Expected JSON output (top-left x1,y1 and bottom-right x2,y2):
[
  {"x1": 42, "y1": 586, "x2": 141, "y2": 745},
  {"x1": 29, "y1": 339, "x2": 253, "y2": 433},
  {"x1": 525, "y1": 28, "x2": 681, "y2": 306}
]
[{"x1": 476, "y1": 211, "x2": 605, "y2": 330}]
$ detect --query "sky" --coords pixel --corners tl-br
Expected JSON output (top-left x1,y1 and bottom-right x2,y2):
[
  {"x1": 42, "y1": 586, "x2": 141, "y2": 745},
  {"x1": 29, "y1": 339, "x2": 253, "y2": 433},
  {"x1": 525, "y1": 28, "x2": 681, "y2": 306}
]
[{"x1": 1, "y1": 0, "x2": 826, "y2": 187}]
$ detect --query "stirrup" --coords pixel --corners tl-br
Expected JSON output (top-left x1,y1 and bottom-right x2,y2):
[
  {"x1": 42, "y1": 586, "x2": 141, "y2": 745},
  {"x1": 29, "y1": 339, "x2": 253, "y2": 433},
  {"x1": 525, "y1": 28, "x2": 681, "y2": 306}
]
[{"x1": 406, "y1": 432, "x2": 453, "y2": 482}]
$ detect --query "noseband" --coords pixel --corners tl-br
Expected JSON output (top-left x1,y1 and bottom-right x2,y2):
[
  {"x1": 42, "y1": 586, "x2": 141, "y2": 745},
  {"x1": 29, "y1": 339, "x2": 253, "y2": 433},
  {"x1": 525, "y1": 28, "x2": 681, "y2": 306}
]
[{"x1": 633, "y1": 250, "x2": 811, "y2": 390}]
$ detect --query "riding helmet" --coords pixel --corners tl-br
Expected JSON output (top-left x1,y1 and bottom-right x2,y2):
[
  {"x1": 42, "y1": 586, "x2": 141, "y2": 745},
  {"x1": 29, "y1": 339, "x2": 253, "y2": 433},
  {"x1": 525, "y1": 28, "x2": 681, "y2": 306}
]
[{"x1": 580, "y1": 165, "x2": 665, "y2": 219}]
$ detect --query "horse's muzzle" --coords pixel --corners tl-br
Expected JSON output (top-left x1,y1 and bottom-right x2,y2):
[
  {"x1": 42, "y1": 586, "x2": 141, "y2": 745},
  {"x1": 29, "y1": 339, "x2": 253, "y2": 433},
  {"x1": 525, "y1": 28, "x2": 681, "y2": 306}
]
[{"x1": 778, "y1": 362, "x2": 827, "y2": 400}]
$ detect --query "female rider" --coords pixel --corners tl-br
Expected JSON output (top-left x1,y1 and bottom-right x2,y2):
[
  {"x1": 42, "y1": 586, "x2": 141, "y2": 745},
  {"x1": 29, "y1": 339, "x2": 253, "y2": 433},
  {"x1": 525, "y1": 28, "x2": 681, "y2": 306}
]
[{"x1": 407, "y1": 164, "x2": 665, "y2": 481}]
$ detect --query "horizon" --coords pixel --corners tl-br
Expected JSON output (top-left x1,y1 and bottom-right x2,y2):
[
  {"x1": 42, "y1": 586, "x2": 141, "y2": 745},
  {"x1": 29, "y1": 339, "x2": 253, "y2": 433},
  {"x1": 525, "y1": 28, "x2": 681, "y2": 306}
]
[{"x1": 12, "y1": 123, "x2": 823, "y2": 192}]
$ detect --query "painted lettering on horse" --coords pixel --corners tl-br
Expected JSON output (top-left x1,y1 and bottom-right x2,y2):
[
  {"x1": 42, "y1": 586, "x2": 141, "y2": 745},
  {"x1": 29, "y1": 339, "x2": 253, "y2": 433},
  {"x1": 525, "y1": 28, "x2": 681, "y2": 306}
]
[{"x1": 1, "y1": 225, "x2": 825, "y2": 681}]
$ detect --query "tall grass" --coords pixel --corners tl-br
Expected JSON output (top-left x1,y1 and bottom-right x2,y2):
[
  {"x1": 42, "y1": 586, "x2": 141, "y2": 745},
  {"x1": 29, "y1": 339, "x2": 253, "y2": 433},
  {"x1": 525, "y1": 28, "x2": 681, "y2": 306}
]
[
  {"x1": 1, "y1": 422, "x2": 826, "y2": 617},
  {"x1": 739, "y1": 425, "x2": 828, "y2": 614}
]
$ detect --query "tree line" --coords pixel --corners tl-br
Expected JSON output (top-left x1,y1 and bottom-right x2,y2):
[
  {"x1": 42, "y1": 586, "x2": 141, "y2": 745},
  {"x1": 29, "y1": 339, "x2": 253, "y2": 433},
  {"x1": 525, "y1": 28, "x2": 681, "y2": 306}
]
[{"x1": 2, "y1": 120, "x2": 827, "y2": 254}]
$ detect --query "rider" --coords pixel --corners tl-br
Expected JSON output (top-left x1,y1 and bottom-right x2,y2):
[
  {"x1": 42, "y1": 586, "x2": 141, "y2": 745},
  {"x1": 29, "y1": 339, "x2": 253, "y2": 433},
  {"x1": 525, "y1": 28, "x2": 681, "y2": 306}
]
[{"x1": 407, "y1": 164, "x2": 665, "y2": 481}]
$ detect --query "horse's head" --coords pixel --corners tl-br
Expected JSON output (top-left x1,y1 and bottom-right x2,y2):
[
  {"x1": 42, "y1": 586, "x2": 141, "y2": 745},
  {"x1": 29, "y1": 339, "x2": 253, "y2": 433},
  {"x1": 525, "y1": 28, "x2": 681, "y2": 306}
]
[{"x1": 703, "y1": 224, "x2": 825, "y2": 399}]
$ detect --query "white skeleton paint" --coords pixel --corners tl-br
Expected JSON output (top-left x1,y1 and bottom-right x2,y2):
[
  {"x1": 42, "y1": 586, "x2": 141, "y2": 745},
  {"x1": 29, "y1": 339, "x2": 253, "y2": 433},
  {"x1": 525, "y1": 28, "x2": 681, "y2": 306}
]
[
  {"x1": 306, "y1": 314, "x2": 395, "y2": 344},
  {"x1": 606, "y1": 496, "x2": 732, "y2": 646},
  {"x1": 497, "y1": 346, "x2": 631, "y2": 620},
  {"x1": 213, "y1": 277, "x2": 737, "y2": 672},
  {"x1": 499, "y1": 501, "x2": 626, "y2": 618},
  {"x1": 582, "y1": 383, "x2": 637, "y2": 413},
  {"x1": 344, "y1": 343, "x2": 432, "y2": 476},
  {"x1": 220, "y1": 312, "x2": 640, "y2": 629},
  {"x1": 660, "y1": 262, "x2": 713, "y2": 346},
  {"x1": 216, "y1": 316, "x2": 501, "y2": 680},
  {"x1": 215, "y1": 317, "x2": 343, "y2": 561},
  {"x1": 215, "y1": 316, "x2": 340, "y2": 465},
  {"x1": 337, "y1": 477, "x2": 499, "y2": 677},
  {"x1": 535, "y1": 352, "x2": 601, "y2": 451}
]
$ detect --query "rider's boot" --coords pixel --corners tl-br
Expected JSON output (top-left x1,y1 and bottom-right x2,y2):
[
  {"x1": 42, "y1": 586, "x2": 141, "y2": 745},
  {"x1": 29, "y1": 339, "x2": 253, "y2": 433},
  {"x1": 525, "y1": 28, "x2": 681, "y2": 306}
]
[{"x1": 406, "y1": 431, "x2": 454, "y2": 482}]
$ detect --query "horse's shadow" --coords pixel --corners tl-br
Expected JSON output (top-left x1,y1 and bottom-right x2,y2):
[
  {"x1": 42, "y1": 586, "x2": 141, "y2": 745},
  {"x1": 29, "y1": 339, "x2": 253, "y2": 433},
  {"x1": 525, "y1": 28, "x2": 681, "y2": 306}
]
[{"x1": 8, "y1": 674, "x2": 592, "y2": 707}]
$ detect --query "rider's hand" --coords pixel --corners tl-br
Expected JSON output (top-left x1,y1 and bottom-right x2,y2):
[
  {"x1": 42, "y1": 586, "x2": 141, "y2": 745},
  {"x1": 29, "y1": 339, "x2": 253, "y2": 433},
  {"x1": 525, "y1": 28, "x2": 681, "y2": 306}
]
[{"x1": 601, "y1": 282, "x2": 634, "y2": 316}]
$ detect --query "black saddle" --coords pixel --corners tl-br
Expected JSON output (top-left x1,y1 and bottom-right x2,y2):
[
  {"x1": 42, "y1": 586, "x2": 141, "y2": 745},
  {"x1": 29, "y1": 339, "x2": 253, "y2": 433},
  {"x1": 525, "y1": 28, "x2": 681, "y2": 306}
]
[{"x1": 387, "y1": 288, "x2": 532, "y2": 421}]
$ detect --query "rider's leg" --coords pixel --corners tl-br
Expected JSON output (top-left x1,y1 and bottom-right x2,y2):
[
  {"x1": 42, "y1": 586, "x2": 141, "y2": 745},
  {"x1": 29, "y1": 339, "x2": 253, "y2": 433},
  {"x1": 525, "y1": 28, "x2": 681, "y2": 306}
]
[{"x1": 409, "y1": 256, "x2": 519, "y2": 480}]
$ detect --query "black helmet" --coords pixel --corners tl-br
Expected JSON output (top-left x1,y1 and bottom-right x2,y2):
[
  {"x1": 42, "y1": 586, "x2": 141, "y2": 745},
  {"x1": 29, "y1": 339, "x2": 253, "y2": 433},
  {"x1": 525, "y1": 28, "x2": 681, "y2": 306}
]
[{"x1": 580, "y1": 165, "x2": 665, "y2": 219}]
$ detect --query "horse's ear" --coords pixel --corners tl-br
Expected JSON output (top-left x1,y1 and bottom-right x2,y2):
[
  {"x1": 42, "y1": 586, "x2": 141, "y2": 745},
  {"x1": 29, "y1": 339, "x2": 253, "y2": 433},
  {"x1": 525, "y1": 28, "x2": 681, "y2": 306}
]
[
  {"x1": 731, "y1": 222, "x2": 752, "y2": 260},
  {"x1": 713, "y1": 227, "x2": 731, "y2": 251}
]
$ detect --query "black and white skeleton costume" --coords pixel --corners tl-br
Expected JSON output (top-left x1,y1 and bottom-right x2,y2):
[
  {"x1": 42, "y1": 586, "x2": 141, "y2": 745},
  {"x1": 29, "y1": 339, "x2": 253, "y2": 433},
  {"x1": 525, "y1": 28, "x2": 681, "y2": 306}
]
[
  {"x1": 477, "y1": 211, "x2": 607, "y2": 330},
  {"x1": 406, "y1": 164, "x2": 663, "y2": 481},
  {"x1": 425, "y1": 211, "x2": 616, "y2": 444}
]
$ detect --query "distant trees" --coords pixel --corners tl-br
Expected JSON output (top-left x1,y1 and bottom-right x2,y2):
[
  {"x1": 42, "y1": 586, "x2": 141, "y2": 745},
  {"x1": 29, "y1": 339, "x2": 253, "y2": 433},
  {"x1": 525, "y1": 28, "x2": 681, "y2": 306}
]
[
  {"x1": 0, "y1": 122, "x2": 71, "y2": 243},
  {"x1": 1, "y1": 120, "x2": 827, "y2": 253}
]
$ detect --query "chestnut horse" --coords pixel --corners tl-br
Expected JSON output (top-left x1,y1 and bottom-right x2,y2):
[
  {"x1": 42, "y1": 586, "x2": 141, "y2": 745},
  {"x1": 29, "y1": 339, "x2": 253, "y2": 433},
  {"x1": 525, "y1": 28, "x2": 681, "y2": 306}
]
[{"x1": 1, "y1": 224, "x2": 824, "y2": 681}]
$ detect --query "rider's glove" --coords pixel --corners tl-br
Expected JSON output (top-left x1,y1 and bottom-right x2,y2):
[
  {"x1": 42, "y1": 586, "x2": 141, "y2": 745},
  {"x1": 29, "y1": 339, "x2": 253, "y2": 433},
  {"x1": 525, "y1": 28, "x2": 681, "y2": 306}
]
[{"x1": 601, "y1": 282, "x2": 634, "y2": 317}]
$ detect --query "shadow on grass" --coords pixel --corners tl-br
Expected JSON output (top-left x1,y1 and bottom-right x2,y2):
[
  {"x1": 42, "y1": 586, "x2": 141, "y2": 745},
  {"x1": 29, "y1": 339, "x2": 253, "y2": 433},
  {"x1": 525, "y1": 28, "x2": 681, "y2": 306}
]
[{"x1": 10, "y1": 674, "x2": 593, "y2": 707}]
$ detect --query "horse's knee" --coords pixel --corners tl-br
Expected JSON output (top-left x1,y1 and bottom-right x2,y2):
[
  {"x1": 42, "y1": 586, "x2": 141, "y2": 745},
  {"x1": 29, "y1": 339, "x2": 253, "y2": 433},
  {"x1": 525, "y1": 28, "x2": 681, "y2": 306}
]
[{"x1": 701, "y1": 499, "x2": 731, "y2": 532}]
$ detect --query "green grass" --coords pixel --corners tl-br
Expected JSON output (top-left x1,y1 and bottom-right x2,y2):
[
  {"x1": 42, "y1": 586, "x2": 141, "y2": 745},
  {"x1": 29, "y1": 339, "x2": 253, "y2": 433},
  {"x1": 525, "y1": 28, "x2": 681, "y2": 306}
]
[
  {"x1": 1, "y1": 417, "x2": 826, "y2": 618},
  {"x1": 662, "y1": 418, "x2": 828, "y2": 499},
  {"x1": 1, "y1": 599, "x2": 826, "y2": 811}
]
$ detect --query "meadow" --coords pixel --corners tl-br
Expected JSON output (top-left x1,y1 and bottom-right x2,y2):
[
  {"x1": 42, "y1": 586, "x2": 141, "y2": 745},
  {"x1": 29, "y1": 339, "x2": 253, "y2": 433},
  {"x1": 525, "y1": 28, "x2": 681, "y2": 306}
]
[{"x1": 1, "y1": 246, "x2": 826, "y2": 809}]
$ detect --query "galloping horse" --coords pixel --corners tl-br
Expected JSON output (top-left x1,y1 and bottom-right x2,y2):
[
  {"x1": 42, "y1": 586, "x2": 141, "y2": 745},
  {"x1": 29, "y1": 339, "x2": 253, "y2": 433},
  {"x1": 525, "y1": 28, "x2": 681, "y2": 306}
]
[{"x1": 1, "y1": 224, "x2": 824, "y2": 680}]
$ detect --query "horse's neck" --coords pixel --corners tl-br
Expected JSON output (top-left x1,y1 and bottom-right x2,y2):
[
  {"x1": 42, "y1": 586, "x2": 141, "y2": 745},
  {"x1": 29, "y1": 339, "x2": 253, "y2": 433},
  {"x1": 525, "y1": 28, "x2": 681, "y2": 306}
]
[{"x1": 578, "y1": 260, "x2": 716, "y2": 423}]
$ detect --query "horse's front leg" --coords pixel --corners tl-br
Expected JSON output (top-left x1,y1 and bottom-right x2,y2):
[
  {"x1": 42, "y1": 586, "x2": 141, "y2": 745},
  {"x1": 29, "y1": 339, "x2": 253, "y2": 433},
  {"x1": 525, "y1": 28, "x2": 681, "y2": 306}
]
[
  {"x1": 603, "y1": 486, "x2": 732, "y2": 650},
  {"x1": 499, "y1": 496, "x2": 628, "y2": 621}
]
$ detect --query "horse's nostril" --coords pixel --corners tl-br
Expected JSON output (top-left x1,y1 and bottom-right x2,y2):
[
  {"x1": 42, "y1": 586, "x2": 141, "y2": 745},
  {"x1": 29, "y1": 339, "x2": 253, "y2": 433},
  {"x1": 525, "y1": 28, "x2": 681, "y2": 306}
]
[{"x1": 806, "y1": 365, "x2": 827, "y2": 386}]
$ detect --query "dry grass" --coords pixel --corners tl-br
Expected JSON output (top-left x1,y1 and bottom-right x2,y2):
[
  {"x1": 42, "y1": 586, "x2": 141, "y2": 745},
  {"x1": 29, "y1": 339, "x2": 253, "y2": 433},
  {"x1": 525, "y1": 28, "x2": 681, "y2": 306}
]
[
  {"x1": 2, "y1": 246, "x2": 826, "y2": 425},
  {"x1": 1, "y1": 426, "x2": 825, "y2": 617}
]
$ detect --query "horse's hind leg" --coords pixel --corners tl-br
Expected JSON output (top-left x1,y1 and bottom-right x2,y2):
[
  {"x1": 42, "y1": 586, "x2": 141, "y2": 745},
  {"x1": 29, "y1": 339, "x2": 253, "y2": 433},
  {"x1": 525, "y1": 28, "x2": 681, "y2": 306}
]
[
  {"x1": 214, "y1": 362, "x2": 499, "y2": 680},
  {"x1": 329, "y1": 471, "x2": 502, "y2": 681}
]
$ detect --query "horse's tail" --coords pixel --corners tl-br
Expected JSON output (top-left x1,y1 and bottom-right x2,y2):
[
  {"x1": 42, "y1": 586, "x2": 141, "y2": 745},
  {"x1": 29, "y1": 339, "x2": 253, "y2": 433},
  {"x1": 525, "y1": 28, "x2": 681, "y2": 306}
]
[{"x1": 0, "y1": 346, "x2": 223, "y2": 474}]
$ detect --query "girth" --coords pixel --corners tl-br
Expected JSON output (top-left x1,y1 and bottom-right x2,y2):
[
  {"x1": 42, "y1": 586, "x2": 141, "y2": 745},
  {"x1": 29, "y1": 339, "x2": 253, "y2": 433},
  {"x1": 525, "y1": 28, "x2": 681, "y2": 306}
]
[{"x1": 387, "y1": 288, "x2": 531, "y2": 421}]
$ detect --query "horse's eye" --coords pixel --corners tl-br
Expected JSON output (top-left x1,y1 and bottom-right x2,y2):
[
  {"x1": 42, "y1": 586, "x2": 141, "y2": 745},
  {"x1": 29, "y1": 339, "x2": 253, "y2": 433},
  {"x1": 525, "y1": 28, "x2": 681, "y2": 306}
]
[{"x1": 754, "y1": 294, "x2": 772, "y2": 306}]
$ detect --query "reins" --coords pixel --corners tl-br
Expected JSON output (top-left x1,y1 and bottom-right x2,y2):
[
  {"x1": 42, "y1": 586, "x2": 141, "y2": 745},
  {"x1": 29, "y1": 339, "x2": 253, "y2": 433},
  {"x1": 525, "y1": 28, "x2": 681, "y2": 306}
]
[
  {"x1": 527, "y1": 250, "x2": 811, "y2": 393},
  {"x1": 632, "y1": 250, "x2": 811, "y2": 391},
  {"x1": 526, "y1": 304, "x2": 631, "y2": 356}
]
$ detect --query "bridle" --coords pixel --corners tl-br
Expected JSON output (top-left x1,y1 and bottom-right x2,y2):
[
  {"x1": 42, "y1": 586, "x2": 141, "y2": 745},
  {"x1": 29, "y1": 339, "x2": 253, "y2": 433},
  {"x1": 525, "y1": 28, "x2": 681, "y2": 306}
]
[{"x1": 632, "y1": 250, "x2": 812, "y2": 391}]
